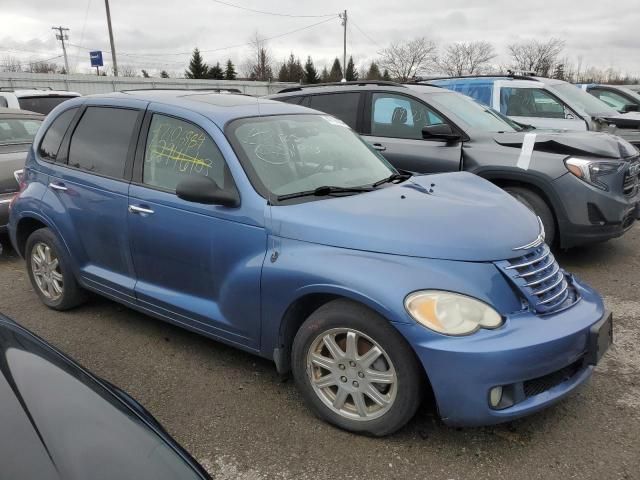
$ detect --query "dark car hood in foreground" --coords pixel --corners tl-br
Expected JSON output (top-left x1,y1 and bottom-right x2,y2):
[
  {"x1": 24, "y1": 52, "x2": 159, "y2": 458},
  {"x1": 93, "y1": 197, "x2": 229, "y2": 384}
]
[
  {"x1": 0, "y1": 315, "x2": 210, "y2": 480},
  {"x1": 271, "y1": 172, "x2": 540, "y2": 262},
  {"x1": 493, "y1": 130, "x2": 638, "y2": 159}
]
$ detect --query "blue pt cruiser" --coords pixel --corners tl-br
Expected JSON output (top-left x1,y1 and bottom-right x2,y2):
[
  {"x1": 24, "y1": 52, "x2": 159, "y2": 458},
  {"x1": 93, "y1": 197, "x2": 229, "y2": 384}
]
[{"x1": 8, "y1": 91, "x2": 612, "y2": 436}]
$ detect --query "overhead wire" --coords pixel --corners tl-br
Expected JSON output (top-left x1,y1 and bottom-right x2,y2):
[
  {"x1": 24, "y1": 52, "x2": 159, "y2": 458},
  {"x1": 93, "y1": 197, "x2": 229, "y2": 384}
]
[{"x1": 206, "y1": 0, "x2": 337, "y2": 18}]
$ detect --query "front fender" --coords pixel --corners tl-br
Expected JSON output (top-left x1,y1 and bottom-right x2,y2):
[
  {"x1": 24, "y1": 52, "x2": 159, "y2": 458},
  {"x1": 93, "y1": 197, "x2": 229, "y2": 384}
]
[{"x1": 259, "y1": 237, "x2": 521, "y2": 358}]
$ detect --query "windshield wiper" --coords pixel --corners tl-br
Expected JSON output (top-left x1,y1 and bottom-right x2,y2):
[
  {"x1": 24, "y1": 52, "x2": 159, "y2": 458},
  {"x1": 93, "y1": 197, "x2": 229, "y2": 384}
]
[
  {"x1": 372, "y1": 172, "x2": 412, "y2": 188},
  {"x1": 277, "y1": 185, "x2": 374, "y2": 201}
]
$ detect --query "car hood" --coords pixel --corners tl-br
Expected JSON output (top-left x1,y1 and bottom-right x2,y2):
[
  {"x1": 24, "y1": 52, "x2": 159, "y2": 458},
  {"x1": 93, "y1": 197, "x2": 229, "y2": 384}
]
[
  {"x1": 269, "y1": 172, "x2": 540, "y2": 262},
  {"x1": 493, "y1": 130, "x2": 638, "y2": 159},
  {"x1": 0, "y1": 316, "x2": 209, "y2": 480}
]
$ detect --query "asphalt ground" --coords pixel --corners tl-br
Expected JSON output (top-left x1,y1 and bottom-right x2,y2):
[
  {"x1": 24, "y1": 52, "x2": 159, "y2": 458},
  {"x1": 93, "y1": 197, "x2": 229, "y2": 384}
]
[{"x1": 0, "y1": 230, "x2": 638, "y2": 480}]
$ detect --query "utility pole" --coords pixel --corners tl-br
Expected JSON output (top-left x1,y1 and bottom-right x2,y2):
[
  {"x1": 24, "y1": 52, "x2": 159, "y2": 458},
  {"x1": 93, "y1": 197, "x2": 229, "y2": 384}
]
[
  {"x1": 52, "y1": 26, "x2": 70, "y2": 74},
  {"x1": 104, "y1": 0, "x2": 119, "y2": 76},
  {"x1": 339, "y1": 10, "x2": 347, "y2": 82}
]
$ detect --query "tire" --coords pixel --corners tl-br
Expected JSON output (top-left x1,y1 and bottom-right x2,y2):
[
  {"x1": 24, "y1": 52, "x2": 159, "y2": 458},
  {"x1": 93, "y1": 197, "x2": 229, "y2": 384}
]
[
  {"x1": 504, "y1": 186, "x2": 556, "y2": 246},
  {"x1": 25, "y1": 228, "x2": 86, "y2": 310},
  {"x1": 291, "y1": 299, "x2": 424, "y2": 436}
]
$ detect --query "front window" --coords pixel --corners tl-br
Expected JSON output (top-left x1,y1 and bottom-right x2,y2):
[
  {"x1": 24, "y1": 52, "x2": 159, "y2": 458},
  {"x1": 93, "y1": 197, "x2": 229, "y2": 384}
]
[
  {"x1": 0, "y1": 118, "x2": 42, "y2": 145},
  {"x1": 426, "y1": 92, "x2": 520, "y2": 132},
  {"x1": 590, "y1": 89, "x2": 633, "y2": 112},
  {"x1": 550, "y1": 83, "x2": 618, "y2": 116},
  {"x1": 500, "y1": 87, "x2": 567, "y2": 118},
  {"x1": 371, "y1": 93, "x2": 445, "y2": 139},
  {"x1": 227, "y1": 114, "x2": 396, "y2": 199}
]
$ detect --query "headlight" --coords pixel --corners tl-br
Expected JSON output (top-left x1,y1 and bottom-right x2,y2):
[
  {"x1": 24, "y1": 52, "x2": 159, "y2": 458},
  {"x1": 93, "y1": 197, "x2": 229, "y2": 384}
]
[
  {"x1": 404, "y1": 291, "x2": 503, "y2": 336},
  {"x1": 564, "y1": 157, "x2": 623, "y2": 191}
]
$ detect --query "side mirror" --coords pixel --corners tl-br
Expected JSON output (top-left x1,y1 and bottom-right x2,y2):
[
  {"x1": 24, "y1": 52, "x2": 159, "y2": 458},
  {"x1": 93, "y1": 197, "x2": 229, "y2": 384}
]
[
  {"x1": 622, "y1": 104, "x2": 639, "y2": 113},
  {"x1": 421, "y1": 124, "x2": 461, "y2": 142},
  {"x1": 176, "y1": 176, "x2": 239, "y2": 207}
]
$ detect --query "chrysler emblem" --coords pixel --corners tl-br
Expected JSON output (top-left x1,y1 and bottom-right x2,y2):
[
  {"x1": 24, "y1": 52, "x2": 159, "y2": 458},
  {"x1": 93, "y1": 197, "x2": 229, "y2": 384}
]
[{"x1": 513, "y1": 217, "x2": 546, "y2": 251}]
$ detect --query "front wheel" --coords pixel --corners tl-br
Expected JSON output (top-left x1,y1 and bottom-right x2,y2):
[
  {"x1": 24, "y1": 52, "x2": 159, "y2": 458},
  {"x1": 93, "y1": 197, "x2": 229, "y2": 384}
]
[
  {"x1": 291, "y1": 299, "x2": 424, "y2": 436},
  {"x1": 504, "y1": 186, "x2": 556, "y2": 246}
]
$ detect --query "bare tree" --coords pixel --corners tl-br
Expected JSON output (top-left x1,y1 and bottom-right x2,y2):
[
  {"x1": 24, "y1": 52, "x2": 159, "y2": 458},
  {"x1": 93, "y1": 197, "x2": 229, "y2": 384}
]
[
  {"x1": 1, "y1": 55, "x2": 23, "y2": 72},
  {"x1": 27, "y1": 61, "x2": 59, "y2": 74},
  {"x1": 437, "y1": 41, "x2": 496, "y2": 76},
  {"x1": 379, "y1": 37, "x2": 437, "y2": 81},
  {"x1": 242, "y1": 32, "x2": 273, "y2": 81},
  {"x1": 507, "y1": 38, "x2": 565, "y2": 77}
]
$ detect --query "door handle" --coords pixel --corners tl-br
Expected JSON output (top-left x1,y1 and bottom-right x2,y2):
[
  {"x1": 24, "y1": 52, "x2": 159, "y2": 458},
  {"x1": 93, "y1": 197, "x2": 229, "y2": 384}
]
[
  {"x1": 372, "y1": 143, "x2": 387, "y2": 152},
  {"x1": 128, "y1": 205, "x2": 155, "y2": 215},
  {"x1": 48, "y1": 182, "x2": 68, "y2": 192}
]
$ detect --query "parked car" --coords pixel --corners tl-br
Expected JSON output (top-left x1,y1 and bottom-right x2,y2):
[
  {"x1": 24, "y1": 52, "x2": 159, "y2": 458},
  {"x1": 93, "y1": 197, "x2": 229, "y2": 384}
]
[
  {"x1": 267, "y1": 82, "x2": 640, "y2": 248},
  {"x1": 428, "y1": 75, "x2": 640, "y2": 148},
  {"x1": 578, "y1": 84, "x2": 640, "y2": 113},
  {"x1": 0, "y1": 107, "x2": 43, "y2": 235},
  {"x1": 9, "y1": 92, "x2": 612, "y2": 436},
  {"x1": 0, "y1": 87, "x2": 81, "y2": 115},
  {"x1": 0, "y1": 313, "x2": 211, "y2": 480}
]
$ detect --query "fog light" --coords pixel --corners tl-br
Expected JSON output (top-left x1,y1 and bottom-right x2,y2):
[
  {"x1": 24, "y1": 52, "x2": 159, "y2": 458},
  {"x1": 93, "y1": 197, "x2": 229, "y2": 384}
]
[{"x1": 489, "y1": 386, "x2": 503, "y2": 408}]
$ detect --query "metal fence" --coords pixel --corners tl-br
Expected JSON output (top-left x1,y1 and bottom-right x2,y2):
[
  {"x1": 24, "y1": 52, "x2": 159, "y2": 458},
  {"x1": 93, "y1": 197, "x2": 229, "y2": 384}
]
[{"x1": 0, "y1": 72, "x2": 297, "y2": 96}]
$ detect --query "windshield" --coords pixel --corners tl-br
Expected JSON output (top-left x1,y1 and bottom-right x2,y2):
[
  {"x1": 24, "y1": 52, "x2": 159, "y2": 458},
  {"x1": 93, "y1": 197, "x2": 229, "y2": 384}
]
[
  {"x1": 426, "y1": 91, "x2": 521, "y2": 132},
  {"x1": 0, "y1": 118, "x2": 42, "y2": 145},
  {"x1": 18, "y1": 96, "x2": 76, "y2": 115},
  {"x1": 227, "y1": 114, "x2": 395, "y2": 199},
  {"x1": 550, "y1": 83, "x2": 618, "y2": 116}
]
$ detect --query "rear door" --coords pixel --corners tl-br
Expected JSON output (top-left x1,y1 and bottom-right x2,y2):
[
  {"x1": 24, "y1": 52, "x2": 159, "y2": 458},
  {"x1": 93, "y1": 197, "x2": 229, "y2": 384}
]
[
  {"x1": 361, "y1": 91, "x2": 462, "y2": 173},
  {"x1": 127, "y1": 105, "x2": 264, "y2": 350},
  {"x1": 494, "y1": 81, "x2": 586, "y2": 131},
  {"x1": 40, "y1": 99, "x2": 145, "y2": 302}
]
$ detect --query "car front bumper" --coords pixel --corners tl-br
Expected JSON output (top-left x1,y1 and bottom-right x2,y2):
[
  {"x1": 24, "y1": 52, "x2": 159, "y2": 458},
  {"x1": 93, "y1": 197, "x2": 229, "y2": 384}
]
[
  {"x1": 394, "y1": 278, "x2": 609, "y2": 427},
  {"x1": 553, "y1": 172, "x2": 640, "y2": 248}
]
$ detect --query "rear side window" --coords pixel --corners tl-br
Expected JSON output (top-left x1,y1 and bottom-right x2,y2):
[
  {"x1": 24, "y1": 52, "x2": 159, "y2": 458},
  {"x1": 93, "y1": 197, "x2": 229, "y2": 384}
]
[
  {"x1": 308, "y1": 93, "x2": 360, "y2": 128},
  {"x1": 0, "y1": 118, "x2": 42, "y2": 145},
  {"x1": 278, "y1": 96, "x2": 302, "y2": 105},
  {"x1": 143, "y1": 114, "x2": 231, "y2": 193},
  {"x1": 68, "y1": 107, "x2": 138, "y2": 179},
  {"x1": 18, "y1": 96, "x2": 76, "y2": 115},
  {"x1": 38, "y1": 108, "x2": 78, "y2": 161}
]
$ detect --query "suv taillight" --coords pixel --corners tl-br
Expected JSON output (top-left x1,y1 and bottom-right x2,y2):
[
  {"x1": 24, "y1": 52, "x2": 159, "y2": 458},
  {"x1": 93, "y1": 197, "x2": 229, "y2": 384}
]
[{"x1": 9, "y1": 169, "x2": 27, "y2": 211}]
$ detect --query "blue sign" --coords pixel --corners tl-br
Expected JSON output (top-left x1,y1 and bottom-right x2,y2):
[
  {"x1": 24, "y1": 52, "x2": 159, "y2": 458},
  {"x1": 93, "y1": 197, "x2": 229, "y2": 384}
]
[{"x1": 90, "y1": 51, "x2": 103, "y2": 67}]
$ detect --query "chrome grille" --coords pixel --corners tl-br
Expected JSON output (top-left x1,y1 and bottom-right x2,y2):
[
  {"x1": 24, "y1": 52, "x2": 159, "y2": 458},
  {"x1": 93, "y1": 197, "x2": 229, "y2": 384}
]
[
  {"x1": 495, "y1": 244, "x2": 577, "y2": 314},
  {"x1": 623, "y1": 160, "x2": 640, "y2": 197}
]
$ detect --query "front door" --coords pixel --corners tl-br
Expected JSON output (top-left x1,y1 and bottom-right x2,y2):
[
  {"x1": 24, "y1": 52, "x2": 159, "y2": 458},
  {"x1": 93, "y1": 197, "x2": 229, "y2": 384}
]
[
  {"x1": 361, "y1": 92, "x2": 462, "y2": 173},
  {"x1": 128, "y1": 107, "x2": 265, "y2": 350}
]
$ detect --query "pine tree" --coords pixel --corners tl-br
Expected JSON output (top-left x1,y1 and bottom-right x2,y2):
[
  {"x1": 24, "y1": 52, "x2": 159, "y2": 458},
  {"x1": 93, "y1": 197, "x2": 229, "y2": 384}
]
[
  {"x1": 160, "y1": 70, "x2": 170, "y2": 78},
  {"x1": 141, "y1": 69, "x2": 150, "y2": 78},
  {"x1": 382, "y1": 69, "x2": 392, "y2": 81},
  {"x1": 185, "y1": 48, "x2": 208, "y2": 79},
  {"x1": 278, "y1": 63, "x2": 289, "y2": 82},
  {"x1": 365, "y1": 61, "x2": 382, "y2": 80},
  {"x1": 320, "y1": 66, "x2": 329, "y2": 83},
  {"x1": 208, "y1": 62, "x2": 224, "y2": 80},
  {"x1": 345, "y1": 56, "x2": 358, "y2": 81},
  {"x1": 303, "y1": 56, "x2": 319, "y2": 84},
  {"x1": 328, "y1": 58, "x2": 342, "y2": 82},
  {"x1": 225, "y1": 59, "x2": 237, "y2": 80}
]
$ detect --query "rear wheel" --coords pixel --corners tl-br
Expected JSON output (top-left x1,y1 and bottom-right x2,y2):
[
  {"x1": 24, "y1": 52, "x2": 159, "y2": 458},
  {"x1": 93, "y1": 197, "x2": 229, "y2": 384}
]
[
  {"x1": 291, "y1": 299, "x2": 424, "y2": 436},
  {"x1": 25, "y1": 228, "x2": 86, "y2": 310},
  {"x1": 504, "y1": 186, "x2": 556, "y2": 246}
]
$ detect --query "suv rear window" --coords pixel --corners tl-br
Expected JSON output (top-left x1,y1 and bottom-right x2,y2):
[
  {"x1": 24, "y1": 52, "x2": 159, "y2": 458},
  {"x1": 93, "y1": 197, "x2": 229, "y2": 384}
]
[
  {"x1": 308, "y1": 93, "x2": 360, "y2": 128},
  {"x1": 68, "y1": 107, "x2": 139, "y2": 179},
  {"x1": 38, "y1": 107, "x2": 78, "y2": 161},
  {"x1": 18, "y1": 96, "x2": 77, "y2": 115}
]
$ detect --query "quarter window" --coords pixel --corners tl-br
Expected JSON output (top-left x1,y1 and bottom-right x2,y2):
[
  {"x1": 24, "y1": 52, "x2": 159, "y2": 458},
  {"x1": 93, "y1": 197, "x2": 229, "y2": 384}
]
[
  {"x1": 371, "y1": 93, "x2": 444, "y2": 139},
  {"x1": 143, "y1": 114, "x2": 230, "y2": 193},
  {"x1": 500, "y1": 88, "x2": 566, "y2": 118},
  {"x1": 38, "y1": 107, "x2": 78, "y2": 161},
  {"x1": 308, "y1": 93, "x2": 359, "y2": 128},
  {"x1": 68, "y1": 107, "x2": 138, "y2": 179}
]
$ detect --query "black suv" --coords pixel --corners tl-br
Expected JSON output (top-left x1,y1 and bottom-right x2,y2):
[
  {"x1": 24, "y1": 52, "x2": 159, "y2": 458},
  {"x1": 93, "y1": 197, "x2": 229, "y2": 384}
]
[{"x1": 267, "y1": 81, "x2": 640, "y2": 248}]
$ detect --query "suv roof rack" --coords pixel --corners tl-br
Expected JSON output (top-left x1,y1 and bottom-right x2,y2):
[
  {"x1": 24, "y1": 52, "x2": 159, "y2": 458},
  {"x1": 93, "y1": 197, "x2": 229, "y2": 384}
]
[
  {"x1": 414, "y1": 72, "x2": 541, "y2": 82},
  {"x1": 120, "y1": 87, "x2": 244, "y2": 94},
  {"x1": 277, "y1": 80, "x2": 406, "y2": 94},
  {"x1": 0, "y1": 86, "x2": 54, "y2": 92}
]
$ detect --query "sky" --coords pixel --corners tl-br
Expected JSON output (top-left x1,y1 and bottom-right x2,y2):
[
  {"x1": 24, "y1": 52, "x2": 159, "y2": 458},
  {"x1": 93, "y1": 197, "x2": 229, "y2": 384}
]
[{"x1": 1, "y1": 0, "x2": 639, "y2": 77}]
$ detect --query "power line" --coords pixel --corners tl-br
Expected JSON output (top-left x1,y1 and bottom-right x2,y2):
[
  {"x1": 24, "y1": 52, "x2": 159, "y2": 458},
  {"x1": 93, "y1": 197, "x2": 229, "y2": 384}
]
[
  {"x1": 73, "y1": 0, "x2": 93, "y2": 70},
  {"x1": 207, "y1": 0, "x2": 336, "y2": 18},
  {"x1": 350, "y1": 19, "x2": 382, "y2": 49}
]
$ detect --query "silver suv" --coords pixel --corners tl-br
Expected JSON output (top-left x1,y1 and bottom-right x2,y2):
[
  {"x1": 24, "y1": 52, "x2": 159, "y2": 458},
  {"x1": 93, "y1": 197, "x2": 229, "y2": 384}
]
[{"x1": 0, "y1": 88, "x2": 80, "y2": 115}]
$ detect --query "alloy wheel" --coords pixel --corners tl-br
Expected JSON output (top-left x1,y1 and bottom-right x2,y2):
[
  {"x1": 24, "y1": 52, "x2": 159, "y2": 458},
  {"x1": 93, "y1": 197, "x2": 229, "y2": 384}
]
[{"x1": 31, "y1": 242, "x2": 64, "y2": 301}]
